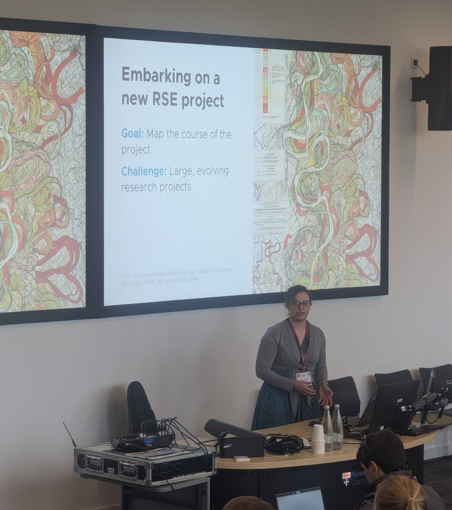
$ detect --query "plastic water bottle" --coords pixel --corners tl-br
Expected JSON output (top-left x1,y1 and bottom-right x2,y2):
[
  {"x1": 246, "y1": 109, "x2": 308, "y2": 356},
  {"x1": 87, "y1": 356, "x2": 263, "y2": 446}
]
[
  {"x1": 332, "y1": 404, "x2": 344, "y2": 450},
  {"x1": 322, "y1": 405, "x2": 333, "y2": 452}
]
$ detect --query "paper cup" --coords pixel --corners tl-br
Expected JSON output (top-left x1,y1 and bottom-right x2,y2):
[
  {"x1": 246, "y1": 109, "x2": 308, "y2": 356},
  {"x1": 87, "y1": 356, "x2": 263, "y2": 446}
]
[
  {"x1": 311, "y1": 439, "x2": 325, "y2": 454},
  {"x1": 312, "y1": 424, "x2": 324, "y2": 441}
]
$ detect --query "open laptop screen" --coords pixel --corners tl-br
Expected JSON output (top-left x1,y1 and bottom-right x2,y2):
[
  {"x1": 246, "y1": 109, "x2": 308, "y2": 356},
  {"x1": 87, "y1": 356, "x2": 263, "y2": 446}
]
[{"x1": 276, "y1": 487, "x2": 325, "y2": 510}]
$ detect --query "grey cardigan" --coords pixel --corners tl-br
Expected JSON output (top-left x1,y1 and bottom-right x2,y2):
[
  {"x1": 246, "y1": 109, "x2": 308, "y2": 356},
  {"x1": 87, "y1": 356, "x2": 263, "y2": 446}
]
[{"x1": 255, "y1": 319, "x2": 328, "y2": 393}]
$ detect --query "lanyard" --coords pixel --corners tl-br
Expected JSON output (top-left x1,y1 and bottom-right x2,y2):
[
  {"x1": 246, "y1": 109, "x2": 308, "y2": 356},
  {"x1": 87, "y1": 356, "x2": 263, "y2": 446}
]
[{"x1": 287, "y1": 318, "x2": 310, "y2": 369}]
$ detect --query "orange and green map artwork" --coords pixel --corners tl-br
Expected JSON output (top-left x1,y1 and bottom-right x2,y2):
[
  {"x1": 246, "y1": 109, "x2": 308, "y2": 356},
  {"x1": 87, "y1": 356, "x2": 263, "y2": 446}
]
[{"x1": 0, "y1": 30, "x2": 85, "y2": 312}]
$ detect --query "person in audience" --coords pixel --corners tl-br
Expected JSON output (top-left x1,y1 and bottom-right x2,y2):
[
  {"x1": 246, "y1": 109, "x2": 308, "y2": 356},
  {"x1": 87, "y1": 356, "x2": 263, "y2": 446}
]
[
  {"x1": 251, "y1": 284, "x2": 333, "y2": 430},
  {"x1": 222, "y1": 496, "x2": 274, "y2": 510},
  {"x1": 375, "y1": 476, "x2": 427, "y2": 510},
  {"x1": 354, "y1": 430, "x2": 445, "y2": 510}
]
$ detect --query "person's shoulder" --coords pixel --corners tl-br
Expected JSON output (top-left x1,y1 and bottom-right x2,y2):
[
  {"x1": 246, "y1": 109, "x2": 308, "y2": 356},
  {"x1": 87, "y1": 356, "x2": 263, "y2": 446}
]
[
  {"x1": 260, "y1": 320, "x2": 289, "y2": 347},
  {"x1": 308, "y1": 322, "x2": 325, "y2": 339},
  {"x1": 423, "y1": 484, "x2": 446, "y2": 510},
  {"x1": 264, "y1": 319, "x2": 289, "y2": 335},
  {"x1": 354, "y1": 492, "x2": 374, "y2": 510}
]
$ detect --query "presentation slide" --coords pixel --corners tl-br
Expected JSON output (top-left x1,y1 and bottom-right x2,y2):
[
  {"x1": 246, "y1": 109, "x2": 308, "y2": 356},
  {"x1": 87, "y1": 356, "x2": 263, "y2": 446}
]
[{"x1": 104, "y1": 38, "x2": 384, "y2": 307}]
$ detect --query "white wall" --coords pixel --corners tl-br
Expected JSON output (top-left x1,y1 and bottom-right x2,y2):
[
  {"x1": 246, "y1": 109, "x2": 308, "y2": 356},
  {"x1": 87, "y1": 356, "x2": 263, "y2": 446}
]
[{"x1": 1, "y1": 1, "x2": 452, "y2": 509}]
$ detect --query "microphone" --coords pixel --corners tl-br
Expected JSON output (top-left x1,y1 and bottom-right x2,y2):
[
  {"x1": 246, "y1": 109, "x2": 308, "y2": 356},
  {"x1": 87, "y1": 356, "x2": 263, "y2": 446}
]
[
  {"x1": 204, "y1": 419, "x2": 265, "y2": 439},
  {"x1": 412, "y1": 392, "x2": 437, "y2": 411}
]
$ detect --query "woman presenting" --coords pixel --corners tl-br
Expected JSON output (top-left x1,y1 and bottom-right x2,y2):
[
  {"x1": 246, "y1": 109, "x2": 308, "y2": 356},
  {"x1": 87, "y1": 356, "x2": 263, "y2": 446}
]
[{"x1": 252, "y1": 285, "x2": 333, "y2": 430}]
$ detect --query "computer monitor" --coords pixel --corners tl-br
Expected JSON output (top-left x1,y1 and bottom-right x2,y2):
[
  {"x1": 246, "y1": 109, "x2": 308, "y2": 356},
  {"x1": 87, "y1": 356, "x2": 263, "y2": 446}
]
[{"x1": 367, "y1": 380, "x2": 420, "y2": 434}]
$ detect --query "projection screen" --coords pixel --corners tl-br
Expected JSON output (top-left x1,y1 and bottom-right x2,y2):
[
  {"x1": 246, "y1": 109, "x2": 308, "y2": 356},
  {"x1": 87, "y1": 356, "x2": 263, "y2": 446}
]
[
  {"x1": 0, "y1": 18, "x2": 94, "y2": 325},
  {"x1": 103, "y1": 29, "x2": 389, "y2": 315}
]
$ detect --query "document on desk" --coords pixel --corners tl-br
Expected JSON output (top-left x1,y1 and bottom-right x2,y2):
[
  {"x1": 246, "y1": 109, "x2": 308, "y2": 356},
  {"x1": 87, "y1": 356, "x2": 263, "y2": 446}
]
[{"x1": 126, "y1": 447, "x2": 192, "y2": 459}]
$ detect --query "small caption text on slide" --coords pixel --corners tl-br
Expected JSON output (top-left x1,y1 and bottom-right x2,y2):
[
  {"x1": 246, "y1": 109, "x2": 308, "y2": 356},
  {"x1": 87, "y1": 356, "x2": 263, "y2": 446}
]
[{"x1": 120, "y1": 268, "x2": 233, "y2": 286}]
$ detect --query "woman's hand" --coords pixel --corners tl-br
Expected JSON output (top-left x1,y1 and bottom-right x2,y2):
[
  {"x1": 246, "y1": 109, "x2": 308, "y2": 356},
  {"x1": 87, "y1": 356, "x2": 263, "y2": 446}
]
[
  {"x1": 293, "y1": 380, "x2": 317, "y2": 396},
  {"x1": 318, "y1": 383, "x2": 333, "y2": 407}
]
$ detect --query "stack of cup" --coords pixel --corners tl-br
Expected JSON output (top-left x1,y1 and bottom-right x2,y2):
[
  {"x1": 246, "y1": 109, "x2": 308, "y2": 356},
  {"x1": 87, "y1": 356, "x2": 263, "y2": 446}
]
[{"x1": 311, "y1": 424, "x2": 325, "y2": 454}]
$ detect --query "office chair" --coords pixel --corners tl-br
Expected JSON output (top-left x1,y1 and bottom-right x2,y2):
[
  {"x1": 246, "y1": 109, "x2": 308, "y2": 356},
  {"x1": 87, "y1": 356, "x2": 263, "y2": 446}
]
[
  {"x1": 374, "y1": 369, "x2": 413, "y2": 387},
  {"x1": 419, "y1": 364, "x2": 452, "y2": 395},
  {"x1": 127, "y1": 381, "x2": 159, "y2": 434},
  {"x1": 327, "y1": 376, "x2": 361, "y2": 419},
  {"x1": 419, "y1": 364, "x2": 452, "y2": 417}
]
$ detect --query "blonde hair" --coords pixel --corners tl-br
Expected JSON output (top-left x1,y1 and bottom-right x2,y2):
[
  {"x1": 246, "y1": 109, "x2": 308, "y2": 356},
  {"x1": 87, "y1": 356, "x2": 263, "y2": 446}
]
[
  {"x1": 375, "y1": 476, "x2": 427, "y2": 510},
  {"x1": 222, "y1": 496, "x2": 274, "y2": 510}
]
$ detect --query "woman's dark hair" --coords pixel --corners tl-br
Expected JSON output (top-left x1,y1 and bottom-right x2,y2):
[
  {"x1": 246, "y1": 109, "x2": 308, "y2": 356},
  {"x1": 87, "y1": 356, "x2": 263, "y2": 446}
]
[
  {"x1": 222, "y1": 496, "x2": 274, "y2": 510},
  {"x1": 284, "y1": 285, "x2": 313, "y2": 309},
  {"x1": 356, "y1": 430, "x2": 406, "y2": 473}
]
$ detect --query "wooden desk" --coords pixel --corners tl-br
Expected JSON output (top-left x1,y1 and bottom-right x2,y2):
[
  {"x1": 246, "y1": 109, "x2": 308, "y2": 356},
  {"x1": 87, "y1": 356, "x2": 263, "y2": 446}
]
[
  {"x1": 211, "y1": 422, "x2": 437, "y2": 510},
  {"x1": 216, "y1": 421, "x2": 437, "y2": 469}
]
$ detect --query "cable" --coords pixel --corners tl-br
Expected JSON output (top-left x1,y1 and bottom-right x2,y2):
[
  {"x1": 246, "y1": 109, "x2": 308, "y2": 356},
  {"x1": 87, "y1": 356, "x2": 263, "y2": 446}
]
[
  {"x1": 425, "y1": 415, "x2": 440, "y2": 425},
  {"x1": 158, "y1": 473, "x2": 180, "y2": 510},
  {"x1": 143, "y1": 418, "x2": 210, "y2": 469},
  {"x1": 417, "y1": 64, "x2": 427, "y2": 77},
  {"x1": 201, "y1": 438, "x2": 223, "y2": 450}
]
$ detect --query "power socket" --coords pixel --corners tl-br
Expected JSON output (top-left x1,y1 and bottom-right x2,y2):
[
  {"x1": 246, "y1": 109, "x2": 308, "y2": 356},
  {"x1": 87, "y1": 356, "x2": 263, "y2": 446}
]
[{"x1": 411, "y1": 58, "x2": 419, "y2": 69}]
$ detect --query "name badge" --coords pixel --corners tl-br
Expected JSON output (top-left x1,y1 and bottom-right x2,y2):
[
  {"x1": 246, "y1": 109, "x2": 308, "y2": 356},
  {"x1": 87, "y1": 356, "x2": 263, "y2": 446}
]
[{"x1": 296, "y1": 371, "x2": 312, "y2": 386}]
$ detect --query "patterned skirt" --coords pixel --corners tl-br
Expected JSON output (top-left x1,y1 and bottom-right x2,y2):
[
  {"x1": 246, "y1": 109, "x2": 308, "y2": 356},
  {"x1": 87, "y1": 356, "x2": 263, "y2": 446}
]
[{"x1": 251, "y1": 369, "x2": 321, "y2": 430}]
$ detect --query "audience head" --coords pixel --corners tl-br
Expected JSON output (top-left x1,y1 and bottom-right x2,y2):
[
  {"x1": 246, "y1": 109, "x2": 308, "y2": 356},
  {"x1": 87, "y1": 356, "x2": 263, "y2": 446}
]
[
  {"x1": 356, "y1": 430, "x2": 407, "y2": 482},
  {"x1": 375, "y1": 476, "x2": 427, "y2": 510},
  {"x1": 222, "y1": 496, "x2": 274, "y2": 510}
]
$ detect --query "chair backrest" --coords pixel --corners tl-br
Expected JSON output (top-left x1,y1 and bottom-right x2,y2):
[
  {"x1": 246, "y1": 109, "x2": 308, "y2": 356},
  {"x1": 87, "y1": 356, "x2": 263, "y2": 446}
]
[
  {"x1": 327, "y1": 376, "x2": 361, "y2": 418},
  {"x1": 374, "y1": 369, "x2": 412, "y2": 387},
  {"x1": 419, "y1": 364, "x2": 452, "y2": 400},
  {"x1": 127, "y1": 381, "x2": 158, "y2": 433}
]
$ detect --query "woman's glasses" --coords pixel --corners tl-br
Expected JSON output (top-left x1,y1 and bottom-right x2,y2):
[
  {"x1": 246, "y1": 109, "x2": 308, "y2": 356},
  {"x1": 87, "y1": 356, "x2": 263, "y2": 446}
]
[{"x1": 289, "y1": 300, "x2": 312, "y2": 308}]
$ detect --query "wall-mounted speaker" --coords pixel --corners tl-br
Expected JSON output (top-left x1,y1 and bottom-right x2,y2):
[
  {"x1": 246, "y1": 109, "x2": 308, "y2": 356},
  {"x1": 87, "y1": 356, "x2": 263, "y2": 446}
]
[{"x1": 412, "y1": 46, "x2": 452, "y2": 131}]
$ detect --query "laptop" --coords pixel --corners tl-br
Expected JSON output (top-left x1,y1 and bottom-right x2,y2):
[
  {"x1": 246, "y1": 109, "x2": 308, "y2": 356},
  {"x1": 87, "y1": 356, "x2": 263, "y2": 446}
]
[
  {"x1": 348, "y1": 398, "x2": 375, "y2": 427},
  {"x1": 276, "y1": 487, "x2": 325, "y2": 510}
]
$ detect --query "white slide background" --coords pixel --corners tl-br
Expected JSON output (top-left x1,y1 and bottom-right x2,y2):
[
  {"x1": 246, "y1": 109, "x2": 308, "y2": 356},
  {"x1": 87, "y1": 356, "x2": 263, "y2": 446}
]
[{"x1": 104, "y1": 39, "x2": 254, "y2": 305}]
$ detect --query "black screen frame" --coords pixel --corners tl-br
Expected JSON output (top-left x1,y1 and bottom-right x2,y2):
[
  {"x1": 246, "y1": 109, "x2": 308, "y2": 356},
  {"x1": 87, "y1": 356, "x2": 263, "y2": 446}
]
[
  {"x1": 100, "y1": 25, "x2": 390, "y2": 319},
  {"x1": 0, "y1": 17, "x2": 103, "y2": 325},
  {"x1": 0, "y1": 18, "x2": 389, "y2": 325}
]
